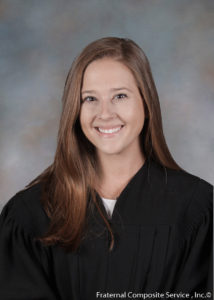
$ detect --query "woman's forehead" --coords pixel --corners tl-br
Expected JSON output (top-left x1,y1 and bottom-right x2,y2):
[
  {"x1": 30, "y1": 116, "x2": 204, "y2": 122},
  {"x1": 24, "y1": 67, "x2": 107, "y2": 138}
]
[{"x1": 82, "y1": 58, "x2": 137, "y2": 92}]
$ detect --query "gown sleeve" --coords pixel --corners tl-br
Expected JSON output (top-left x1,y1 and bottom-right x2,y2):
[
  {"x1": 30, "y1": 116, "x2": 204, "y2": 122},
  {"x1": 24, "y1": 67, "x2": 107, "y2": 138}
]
[
  {"x1": 174, "y1": 179, "x2": 213, "y2": 296},
  {"x1": 0, "y1": 196, "x2": 58, "y2": 300}
]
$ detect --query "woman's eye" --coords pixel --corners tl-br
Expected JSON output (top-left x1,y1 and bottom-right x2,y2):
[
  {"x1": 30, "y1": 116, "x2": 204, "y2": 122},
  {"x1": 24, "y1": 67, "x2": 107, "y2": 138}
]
[
  {"x1": 115, "y1": 93, "x2": 127, "y2": 100},
  {"x1": 82, "y1": 96, "x2": 96, "y2": 103}
]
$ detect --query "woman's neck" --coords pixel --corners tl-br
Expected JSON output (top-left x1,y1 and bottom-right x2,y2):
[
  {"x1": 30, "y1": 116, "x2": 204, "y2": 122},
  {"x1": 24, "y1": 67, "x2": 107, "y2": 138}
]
[
  {"x1": 95, "y1": 149, "x2": 146, "y2": 199},
  {"x1": 98, "y1": 153, "x2": 145, "y2": 179}
]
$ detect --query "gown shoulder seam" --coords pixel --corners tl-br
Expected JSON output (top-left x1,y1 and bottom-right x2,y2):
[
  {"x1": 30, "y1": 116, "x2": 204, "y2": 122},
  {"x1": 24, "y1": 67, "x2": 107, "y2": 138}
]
[{"x1": 181, "y1": 178, "x2": 213, "y2": 239}]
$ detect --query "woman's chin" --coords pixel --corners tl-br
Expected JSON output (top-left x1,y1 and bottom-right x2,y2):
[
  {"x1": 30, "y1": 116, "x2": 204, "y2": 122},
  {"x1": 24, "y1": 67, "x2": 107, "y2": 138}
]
[{"x1": 96, "y1": 146, "x2": 125, "y2": 157}]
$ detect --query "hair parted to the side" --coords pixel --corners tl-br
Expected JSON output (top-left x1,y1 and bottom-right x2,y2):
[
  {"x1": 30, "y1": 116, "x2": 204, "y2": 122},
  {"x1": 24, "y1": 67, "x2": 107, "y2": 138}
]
[{"x1": 24, "y1": 37, "x2": 184, "y2": 252}]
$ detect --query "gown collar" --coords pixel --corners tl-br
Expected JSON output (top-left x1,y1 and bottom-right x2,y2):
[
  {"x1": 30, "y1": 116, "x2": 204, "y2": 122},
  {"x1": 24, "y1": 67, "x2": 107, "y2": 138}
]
[{"x1": 95, "y1": 157, "x2": 150, "y2": 223}]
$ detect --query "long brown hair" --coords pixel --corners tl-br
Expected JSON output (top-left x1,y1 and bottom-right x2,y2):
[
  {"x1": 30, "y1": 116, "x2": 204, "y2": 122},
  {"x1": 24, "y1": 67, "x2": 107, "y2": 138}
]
[{"x1": 25, "y1": 37, "x2": 183, "y2": 252}]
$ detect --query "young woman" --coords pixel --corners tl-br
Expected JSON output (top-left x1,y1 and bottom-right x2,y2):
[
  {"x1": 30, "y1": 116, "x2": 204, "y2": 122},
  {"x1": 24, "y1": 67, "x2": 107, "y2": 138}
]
[{"x1": 0, "y1": 37, "x2": 213, "y2": 299}]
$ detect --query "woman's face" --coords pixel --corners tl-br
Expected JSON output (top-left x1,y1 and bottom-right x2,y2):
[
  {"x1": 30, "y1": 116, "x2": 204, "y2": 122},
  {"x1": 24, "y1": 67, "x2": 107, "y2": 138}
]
[{"x1": 79, "y1": 58, "x2": 145, "y2": 157}]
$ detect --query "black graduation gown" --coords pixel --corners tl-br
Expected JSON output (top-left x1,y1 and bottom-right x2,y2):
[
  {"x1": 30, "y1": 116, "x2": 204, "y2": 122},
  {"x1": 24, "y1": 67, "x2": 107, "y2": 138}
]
[{"x1": 0, "y1": 159, "x2": 213, "y2": 300}]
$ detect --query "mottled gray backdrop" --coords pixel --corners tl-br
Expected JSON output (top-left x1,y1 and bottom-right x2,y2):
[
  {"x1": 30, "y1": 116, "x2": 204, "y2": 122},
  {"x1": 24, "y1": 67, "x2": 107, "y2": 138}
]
[{"x1": 1, "y1": 0, "x2": 214, "y2": 210}]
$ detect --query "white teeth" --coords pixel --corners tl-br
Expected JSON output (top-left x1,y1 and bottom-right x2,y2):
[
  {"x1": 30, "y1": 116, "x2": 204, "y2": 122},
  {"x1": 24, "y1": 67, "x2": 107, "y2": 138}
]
[{"x1": 98, "y1": 126, "x2": 122, "y2": 134}]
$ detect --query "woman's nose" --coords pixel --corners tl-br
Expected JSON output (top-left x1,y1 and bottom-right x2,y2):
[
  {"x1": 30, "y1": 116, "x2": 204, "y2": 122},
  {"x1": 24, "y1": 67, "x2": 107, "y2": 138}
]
[{"x1": 97, "y1": 101, "x2": 116, "y2": 119}]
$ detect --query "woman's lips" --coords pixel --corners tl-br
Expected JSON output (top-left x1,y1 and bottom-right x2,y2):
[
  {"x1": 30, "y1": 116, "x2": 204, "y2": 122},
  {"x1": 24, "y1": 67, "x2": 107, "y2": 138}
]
[{"x1": 95, "y1": 125, "x2": 124, "y2": 137}]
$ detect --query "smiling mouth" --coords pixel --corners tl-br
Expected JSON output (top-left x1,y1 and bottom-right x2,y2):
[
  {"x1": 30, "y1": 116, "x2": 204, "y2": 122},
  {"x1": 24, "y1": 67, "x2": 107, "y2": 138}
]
[{"x1": 95, "y1": 125, "x2": 124, "y2": 135}]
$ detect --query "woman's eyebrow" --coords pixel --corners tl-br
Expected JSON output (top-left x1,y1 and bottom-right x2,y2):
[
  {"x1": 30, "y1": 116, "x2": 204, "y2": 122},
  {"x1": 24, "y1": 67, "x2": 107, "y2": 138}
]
[{"x1": 81, "y1": 87, "x2": 132, "y2": 95}]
